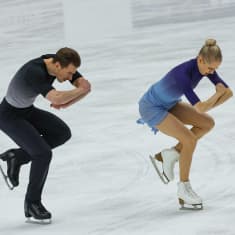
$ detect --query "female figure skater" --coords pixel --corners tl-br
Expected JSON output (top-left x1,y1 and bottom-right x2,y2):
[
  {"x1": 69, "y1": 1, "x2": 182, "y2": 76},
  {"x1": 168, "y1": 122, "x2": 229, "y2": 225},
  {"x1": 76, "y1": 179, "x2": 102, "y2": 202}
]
[{"x1": 138, "y1": 39, "x2": 233, "y2": 209}]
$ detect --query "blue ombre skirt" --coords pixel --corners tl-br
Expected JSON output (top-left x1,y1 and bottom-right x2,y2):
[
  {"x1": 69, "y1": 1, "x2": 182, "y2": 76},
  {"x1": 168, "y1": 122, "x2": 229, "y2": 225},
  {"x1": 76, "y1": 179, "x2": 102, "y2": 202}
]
[{"x1": 137, "y1": 98, "x2": 179, "y2": 134}]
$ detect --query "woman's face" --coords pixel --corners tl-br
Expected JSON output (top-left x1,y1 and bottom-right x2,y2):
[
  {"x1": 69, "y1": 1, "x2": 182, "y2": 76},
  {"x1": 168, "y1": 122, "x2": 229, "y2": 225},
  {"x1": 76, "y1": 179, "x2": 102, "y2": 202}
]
[{"x1": 197, "y1": 56, "x2": 221, "y2": 76}]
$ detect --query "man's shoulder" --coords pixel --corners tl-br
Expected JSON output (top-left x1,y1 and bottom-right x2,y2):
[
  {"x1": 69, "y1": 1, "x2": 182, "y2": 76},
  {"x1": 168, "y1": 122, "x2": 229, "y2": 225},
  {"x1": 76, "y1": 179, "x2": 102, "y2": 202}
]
[
  {"x1": 40, "y1": 54, "x2": 56, "y2": 59},
  {"x1": 16, "y1": 60, "x2": 50, "y2": 86},
  {"x1": 25, "y1": 54, "x2": 55, "y2": 68},
  {"x1": 24, "y1": 60, "x2": 45, "y2": 77},
  {"x1": 25, "y1": 55, "x2": 54, "y2": 75}
]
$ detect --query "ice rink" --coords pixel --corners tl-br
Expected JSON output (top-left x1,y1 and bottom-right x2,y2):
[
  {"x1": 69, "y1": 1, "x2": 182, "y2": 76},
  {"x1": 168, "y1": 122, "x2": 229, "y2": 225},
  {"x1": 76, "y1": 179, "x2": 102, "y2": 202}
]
[{"x1": 0, "y1": 0, "x2": 235, "y2": 234}]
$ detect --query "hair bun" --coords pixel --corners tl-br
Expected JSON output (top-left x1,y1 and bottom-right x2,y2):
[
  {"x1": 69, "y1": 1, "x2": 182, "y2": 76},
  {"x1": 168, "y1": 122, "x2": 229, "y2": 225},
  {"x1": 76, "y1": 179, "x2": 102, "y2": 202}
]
[{"x1": 205, "y1": 38, "x2": 217, "y2": 47}]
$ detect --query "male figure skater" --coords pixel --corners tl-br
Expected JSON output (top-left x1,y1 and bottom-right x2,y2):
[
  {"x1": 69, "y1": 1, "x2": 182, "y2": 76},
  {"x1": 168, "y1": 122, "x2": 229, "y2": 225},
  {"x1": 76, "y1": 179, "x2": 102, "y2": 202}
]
[{"x1": 0, "y1": 47, "x2": 91, "y2": 222}]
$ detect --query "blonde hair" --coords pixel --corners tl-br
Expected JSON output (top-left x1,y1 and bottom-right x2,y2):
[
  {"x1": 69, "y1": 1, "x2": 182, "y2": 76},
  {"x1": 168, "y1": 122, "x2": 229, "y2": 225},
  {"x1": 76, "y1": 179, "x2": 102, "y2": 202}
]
[{"x1": 198, "y1": 39, "x2": 222, "y2": 64}]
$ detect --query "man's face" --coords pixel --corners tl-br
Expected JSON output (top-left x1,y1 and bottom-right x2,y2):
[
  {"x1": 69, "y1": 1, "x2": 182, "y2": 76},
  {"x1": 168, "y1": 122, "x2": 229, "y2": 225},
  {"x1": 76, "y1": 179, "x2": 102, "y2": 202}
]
[{"x1": 55, "y1": 63, "x2": 77, "y2": 82}]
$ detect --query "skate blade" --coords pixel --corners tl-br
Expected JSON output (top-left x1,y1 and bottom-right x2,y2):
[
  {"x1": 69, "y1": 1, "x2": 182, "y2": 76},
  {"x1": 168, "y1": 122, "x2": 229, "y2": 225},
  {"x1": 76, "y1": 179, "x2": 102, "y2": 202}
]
[
  {"x1": 0, "y1": 164, "x2": 14, "y2": 190},
  {"x1": 25, "y1": 217, "x2": 52, "y2": 225},
  {"x1": 179, "y1": 199, "x2": 203, "y2": 211},
  {"x1": 149, "y1": 155, "x2": 169, "y2": 184}
]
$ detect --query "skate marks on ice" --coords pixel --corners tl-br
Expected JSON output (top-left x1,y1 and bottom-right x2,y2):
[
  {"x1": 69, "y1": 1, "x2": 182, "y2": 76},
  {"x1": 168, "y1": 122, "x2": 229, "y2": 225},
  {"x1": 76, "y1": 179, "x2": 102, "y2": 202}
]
[
  {"x1": 74, "y1": 149, "x2": 151, "y2": 198},
  {"x1": 0, "y1": 164, "x2": 14, "y2": 190},
  {"x1": 198, "y1": 132, "x2": 235, "y2": 205}
]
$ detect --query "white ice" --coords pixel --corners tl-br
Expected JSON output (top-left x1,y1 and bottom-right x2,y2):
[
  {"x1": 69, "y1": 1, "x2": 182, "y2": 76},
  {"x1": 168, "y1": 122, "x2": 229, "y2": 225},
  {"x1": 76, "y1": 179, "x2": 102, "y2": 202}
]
[{"x1": 0, "y1": 0, "x2": 235, "y2": 234}]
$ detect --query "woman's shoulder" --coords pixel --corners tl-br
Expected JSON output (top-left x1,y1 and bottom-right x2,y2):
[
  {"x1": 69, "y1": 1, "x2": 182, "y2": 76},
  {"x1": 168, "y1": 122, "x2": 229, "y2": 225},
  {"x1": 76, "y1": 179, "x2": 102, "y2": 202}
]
[
  {"x1": 170, "y1": 58, "x2": 197, "y2": 75},
  {"x1": 175, "y1": 58, "x2": 196, "y2": 70}
]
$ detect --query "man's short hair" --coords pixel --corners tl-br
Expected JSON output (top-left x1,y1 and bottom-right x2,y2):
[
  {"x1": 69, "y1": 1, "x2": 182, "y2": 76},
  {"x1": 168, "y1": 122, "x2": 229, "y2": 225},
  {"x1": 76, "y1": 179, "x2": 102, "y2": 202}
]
[{"x1": 53, "y1": 47, "x2": 81, "y2": 68}]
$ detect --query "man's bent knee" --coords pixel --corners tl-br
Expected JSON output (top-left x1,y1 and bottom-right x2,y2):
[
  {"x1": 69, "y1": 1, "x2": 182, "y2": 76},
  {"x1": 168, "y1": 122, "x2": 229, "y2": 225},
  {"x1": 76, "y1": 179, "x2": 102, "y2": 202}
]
[
  {"x1": 60, "y1": 126, "x2": 72, "y2": 144},
  {"x1": 53, "y1": 125, "x2": 72, "y2": 147}
]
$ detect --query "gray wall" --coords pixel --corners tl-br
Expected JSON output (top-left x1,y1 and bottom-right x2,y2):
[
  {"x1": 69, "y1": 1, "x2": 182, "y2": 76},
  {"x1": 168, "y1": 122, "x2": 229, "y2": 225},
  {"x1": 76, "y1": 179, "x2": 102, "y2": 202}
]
[
  {"x1": 0, "y1": 0, "x2": 63, "y2": 49},
  {"x1": 131, "y1": 0, "x2": 235, "y2": 28}
]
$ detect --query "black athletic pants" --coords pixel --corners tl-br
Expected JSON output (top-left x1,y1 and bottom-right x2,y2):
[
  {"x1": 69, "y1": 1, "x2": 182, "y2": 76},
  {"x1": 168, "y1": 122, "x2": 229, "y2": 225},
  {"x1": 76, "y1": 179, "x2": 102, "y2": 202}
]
[{"x1": 0, "y1": 98, "x2": 71, "y2": 202}]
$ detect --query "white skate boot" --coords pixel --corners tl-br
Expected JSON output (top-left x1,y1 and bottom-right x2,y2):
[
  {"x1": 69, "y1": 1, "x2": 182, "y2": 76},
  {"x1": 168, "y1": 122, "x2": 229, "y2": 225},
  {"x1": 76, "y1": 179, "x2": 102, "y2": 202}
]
[
  {"x1": 177, "y1": 181, "x2": 203, "y2": 210},
  {"x1": 150, "y1": 147, "x2": 180, "y2": 184}
]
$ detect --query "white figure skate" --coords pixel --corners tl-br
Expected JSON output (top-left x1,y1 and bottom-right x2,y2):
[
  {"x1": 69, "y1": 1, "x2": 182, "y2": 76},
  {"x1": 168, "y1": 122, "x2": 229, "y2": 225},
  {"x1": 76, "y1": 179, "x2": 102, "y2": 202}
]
[
  {"x1": 177, "y1": 181, "x2": 203, "y2": 210},
  {"x1": 150, "y1": 147, "x2": 180, "y2": 184}
]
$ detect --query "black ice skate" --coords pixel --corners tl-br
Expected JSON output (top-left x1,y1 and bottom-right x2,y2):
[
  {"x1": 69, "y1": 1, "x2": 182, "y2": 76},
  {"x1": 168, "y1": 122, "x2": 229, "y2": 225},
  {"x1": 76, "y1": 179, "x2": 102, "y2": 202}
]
[
  {"x1": 24, "y1": 200, "x2": 52, "y2": 224},
  {"x1": 0, "y1": 149, "x2": 20, "y2": 190}
]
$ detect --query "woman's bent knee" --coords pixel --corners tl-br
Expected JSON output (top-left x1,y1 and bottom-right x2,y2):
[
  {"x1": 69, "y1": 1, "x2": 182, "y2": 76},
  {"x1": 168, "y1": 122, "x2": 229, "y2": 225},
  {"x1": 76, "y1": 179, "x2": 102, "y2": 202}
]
[{"x1": 205, "y1": 116, "x2": 215, "y2": 131}]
